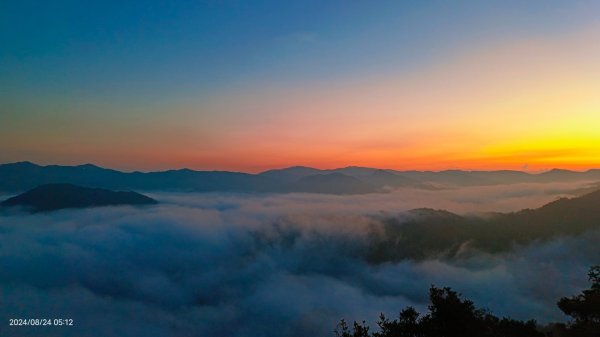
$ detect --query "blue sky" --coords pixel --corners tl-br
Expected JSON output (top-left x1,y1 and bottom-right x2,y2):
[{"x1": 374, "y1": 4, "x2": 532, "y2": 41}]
[
  {"x1": 2, "y1": 1, "x2": 593, "y2": 99},
  {"x1": 1, "y1": 1, "x2": 599, "y2": 171}
]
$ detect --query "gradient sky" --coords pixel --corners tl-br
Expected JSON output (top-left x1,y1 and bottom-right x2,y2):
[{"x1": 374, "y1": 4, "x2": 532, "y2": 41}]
[{"x1": 1, "y1": 1, "x2": 599, "y2": 172}]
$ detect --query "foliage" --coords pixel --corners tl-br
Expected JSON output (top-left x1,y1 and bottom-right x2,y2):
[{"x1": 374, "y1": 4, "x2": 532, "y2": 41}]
[
  {"x1": 335, "y1": 286, "x2": 543, "y2": 337},
  {"x1": 557, "y1": 266, "x2": 600, "y2": 337},
  {"x1": 367, "y1": 191, "x2": 600, "y2": 263}
]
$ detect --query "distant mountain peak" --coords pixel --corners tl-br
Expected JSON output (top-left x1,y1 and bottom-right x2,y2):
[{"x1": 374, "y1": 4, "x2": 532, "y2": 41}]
[
  {"x1": 8, "y1": 161, "x2": 39, "y2": 167},
  {"x1": 287, "y1": 165, "x2": 319, "y2": 170},
  {"x1": 175, "y1": 168, "x2": 196, "y2": 173},
  {"x1": 542, "y1": 168, "x2": 575, "y2": 174},
  {"x1": 76, "y1": 163, "x2": 104, "y2": 169},
  {"x1": 338, "y1": 165, "x2": 373, "y2": 170},
  {"x1": 260, "y1": 166, "x2": 320, "y2": 173}
]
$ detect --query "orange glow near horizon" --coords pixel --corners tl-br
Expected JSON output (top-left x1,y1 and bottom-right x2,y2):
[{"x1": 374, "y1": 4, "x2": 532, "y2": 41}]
[{"x1": 2, "y1": 24, "x2": 599, "y2": 173}]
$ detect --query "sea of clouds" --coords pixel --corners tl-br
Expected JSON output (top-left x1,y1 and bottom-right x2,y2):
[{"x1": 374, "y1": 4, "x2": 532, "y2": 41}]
[{"x1": 1, "y1": 181, "x2": 599, "y2": 337}]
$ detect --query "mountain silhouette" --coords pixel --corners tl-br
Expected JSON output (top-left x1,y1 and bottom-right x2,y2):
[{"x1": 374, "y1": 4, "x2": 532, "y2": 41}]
[
  {"x1": 291, "y1": 172, "x2": 379, "y2": 194},
  {"x1": 362, "y1": 169, "x2": 432, "y2": 189},
  {"x1": 258, "y1": 166, "x2": 324, "y2": 183},
  {"x1": 367, "y1": 189, "x2": 600, "y2": 263},
  {"x1": 2, "y1": 161, "x2": 600, "y2": 194},
  {"x1": 0, "y1": 183, "x2": 157, "y2": 212}
]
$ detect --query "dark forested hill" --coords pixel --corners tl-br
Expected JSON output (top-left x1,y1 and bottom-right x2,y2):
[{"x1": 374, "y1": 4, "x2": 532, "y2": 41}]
[
  {"x1": 0, "y1": 184, "x2": 157, "y2": 212},
  {"x1": 367, "y1": 189, "x2": 600, "y2": 263}
]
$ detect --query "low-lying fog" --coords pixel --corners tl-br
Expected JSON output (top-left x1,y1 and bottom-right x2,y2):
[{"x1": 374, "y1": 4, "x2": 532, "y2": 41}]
[{"x1": 1, "y1": 181, "x2": 598, "y2": 337}]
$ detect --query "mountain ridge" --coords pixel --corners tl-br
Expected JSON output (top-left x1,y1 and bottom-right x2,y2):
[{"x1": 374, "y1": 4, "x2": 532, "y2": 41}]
[
  {"x1": 2, "y1": 161, "x2": 600, "y2": 194},
  {"x1": 367, "y1": 188, "x2": 600, "y2": 263}
]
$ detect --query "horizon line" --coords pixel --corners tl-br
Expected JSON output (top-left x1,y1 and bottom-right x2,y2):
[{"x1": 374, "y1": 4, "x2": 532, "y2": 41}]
[{"x1": 2, "y1": 160, "x2": 599, "y2": 175}]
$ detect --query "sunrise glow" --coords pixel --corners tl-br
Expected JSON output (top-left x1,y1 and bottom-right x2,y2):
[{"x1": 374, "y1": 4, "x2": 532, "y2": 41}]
[{"x1": 1, "y1": 2, "x2": 599, "y2": 172}]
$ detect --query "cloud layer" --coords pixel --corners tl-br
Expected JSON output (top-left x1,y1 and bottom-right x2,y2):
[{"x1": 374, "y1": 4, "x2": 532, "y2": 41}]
[{"x1": 1, "y1": 183, "x2": 598, "y2": 337}]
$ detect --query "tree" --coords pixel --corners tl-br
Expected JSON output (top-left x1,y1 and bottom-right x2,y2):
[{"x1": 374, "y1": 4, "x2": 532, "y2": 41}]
[
  {"x1": 373, "y1": 307, "x2": 422, "y2": 337},
  {"x1": 557, "y1": 265, "x2": 600, "y2": 337},
  {"x1": 422, "y1": 286, "x2": 489, "y2": 337},
  {"x1": 334, "y1": 286, "x2": 542, "y2": 337},
  {"x1": 335, "y1": 319, "x2": 370, "y2": 337}
]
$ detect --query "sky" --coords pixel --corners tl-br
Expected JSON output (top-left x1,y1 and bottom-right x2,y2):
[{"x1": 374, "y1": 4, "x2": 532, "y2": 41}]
[{"x1": 1, "y1": 0, "x2": 599, "y2": 172}]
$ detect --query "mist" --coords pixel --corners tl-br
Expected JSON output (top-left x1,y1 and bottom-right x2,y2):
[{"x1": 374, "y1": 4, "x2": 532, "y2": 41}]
[{"x1": 1, "y1": 182, "x2": 598, "y2": 337}]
